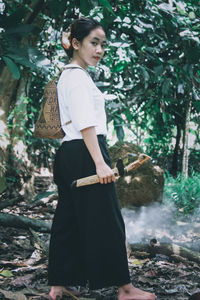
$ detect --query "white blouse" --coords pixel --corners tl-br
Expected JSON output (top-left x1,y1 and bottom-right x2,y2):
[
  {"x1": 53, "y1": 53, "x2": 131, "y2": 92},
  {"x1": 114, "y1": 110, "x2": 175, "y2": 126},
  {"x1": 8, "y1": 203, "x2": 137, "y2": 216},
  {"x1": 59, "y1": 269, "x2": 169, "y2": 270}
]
[{"x1": 57, "y1": 64, "x2": 107, "y2": 142}]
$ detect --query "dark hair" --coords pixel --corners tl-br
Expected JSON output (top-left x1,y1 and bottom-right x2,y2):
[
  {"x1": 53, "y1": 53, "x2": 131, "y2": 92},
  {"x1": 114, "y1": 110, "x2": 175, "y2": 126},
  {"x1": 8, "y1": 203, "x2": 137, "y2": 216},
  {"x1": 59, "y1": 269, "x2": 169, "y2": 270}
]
[{"x1": 63, "y1": 18, "x2": 105, "y2": 58}]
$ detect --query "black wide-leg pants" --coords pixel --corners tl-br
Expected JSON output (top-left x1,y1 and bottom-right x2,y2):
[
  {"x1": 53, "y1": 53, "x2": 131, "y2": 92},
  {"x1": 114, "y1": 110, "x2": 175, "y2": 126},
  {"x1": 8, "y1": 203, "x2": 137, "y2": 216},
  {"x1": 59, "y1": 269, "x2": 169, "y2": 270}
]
[{"x1": 48, "y1": 135, "x2": 131, "y2": 289}]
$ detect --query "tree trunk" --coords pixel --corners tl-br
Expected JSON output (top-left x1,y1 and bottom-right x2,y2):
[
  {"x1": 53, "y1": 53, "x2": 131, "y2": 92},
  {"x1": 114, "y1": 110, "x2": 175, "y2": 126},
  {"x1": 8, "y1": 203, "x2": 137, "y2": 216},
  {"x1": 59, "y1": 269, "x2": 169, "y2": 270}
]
[
  {"x1": 0, "y1": 66, "x2": 19, "y2": 193},
  {"x1": 130, "y1": 241, "x2": 200, "y2": 264},
  {"x1": 0, "y1": 212, "x2": 51, "y2": 232},
  {"x1": 0, "y1": 195, "x2": 23, "y2": 210},
  {"x1": 0, "y1": 1, "x2": 45, "y2": 196},
  {"x1": 171, "y1": 123, "x2": 182, "y2": 176},
  {"x1": 10, "y1": 76, "x2": 35, "y2": 200},
  {"x1": 182, "y1": 97, "x2": 192, "y2": 178}
]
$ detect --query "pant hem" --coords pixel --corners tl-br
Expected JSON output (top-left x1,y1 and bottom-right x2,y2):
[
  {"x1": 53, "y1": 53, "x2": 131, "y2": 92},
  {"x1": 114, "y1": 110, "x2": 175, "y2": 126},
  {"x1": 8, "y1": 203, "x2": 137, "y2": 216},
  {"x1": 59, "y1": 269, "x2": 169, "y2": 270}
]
[
  {"x1": 48, "y1": 279, "x2": 131, "y2": 290},
  {"x1": 89, "y1": 279, "x2": 131, "y2": 290},
  {"x1": 48, "y1": 280, "x2": 87, "y2": 287}
]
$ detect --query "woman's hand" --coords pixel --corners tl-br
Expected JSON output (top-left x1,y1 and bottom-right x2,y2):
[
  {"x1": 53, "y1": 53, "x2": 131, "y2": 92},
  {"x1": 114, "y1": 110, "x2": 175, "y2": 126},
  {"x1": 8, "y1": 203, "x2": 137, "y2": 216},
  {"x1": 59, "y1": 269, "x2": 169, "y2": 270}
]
[
  {"x1": 95, "y1": 161, "x2": 115, "y2": 184},
  {"x1": 81, "y1": 127, "x2": 115, "y2": 184}
]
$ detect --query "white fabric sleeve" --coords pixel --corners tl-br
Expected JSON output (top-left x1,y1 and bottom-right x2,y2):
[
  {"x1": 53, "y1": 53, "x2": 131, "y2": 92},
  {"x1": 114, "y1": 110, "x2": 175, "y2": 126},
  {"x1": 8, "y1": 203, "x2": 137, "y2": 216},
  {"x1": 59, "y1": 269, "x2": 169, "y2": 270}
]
[{"x1": 67, "y1": 80, "x2": 97, "y2": 131}]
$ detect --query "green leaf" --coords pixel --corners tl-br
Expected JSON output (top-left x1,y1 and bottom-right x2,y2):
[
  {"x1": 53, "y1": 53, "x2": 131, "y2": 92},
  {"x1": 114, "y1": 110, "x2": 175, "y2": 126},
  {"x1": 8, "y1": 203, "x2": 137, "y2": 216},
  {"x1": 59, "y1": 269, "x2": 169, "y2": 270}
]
[
  {"x1": 0, "y1": 270, "x2": 13, "y2": 278},
  {"x1": 6, "y1": 54, "x2": 37, "y2": 70},
  {"x1": 33, "y1": 191, "x2": 56, "y2": 202},
  {"x1": 2, "y1": 56, "x2": 20, "y2": 80},
  {"x1": 99, "y1": 0, "x2": 116, "y2": 16},
  {"x1": 27, "y1": 47, "x2": 51, "y2": 75},
  {"x1": 162, "y1": 78, "x2": 171, "y2": 95},
  {"x1": 140, "y1": 66, "x2": 150, "y2": 84},
  {"x1": 162, "y1": 112, "x2": 167, "y2": 123},
  {"x1": 113, "y1": 61, "x2": 129, "y2": 72},
  {"x1": 154, "y1": 65, "x2": 164, "y2": 76}
]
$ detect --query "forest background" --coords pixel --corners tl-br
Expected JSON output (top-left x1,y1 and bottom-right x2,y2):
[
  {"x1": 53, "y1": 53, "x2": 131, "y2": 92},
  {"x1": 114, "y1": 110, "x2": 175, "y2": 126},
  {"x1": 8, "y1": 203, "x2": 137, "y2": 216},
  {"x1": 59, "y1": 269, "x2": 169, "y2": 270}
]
[{"x1": 0, "y1": 0, "x2": 200, "y2": 215}]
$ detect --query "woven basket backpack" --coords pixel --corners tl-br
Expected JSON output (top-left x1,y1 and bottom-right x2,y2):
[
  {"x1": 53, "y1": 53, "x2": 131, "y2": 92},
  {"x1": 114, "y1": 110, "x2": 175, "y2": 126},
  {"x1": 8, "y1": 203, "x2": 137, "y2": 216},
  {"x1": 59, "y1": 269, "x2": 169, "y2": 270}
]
[{"x1": 34, "y1": 66, "x2": 82, "y2": 139}]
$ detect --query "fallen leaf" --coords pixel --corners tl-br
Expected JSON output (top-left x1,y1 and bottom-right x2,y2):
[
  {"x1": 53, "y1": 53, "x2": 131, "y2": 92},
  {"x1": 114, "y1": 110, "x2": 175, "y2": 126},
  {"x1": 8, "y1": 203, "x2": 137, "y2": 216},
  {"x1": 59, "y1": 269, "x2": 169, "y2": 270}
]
[
  {"x1": 0, "y1": 288, "x2": 27, "y2": 300},
  {"x1": 138, "y1": 275, "x2": 155, "y2": 285},
  {"x1": 11, "y1": 274, "x2": 34, "y2": 287},
  {"x1": 0, "y1": 270, "x2": 13, "y2": 277},
  {"x1": 144, "y1": 270, "x2": 157, "y2": 277},
  {"x1": 165, "y1": 288, "x2": 179, "y2": 294},
  {"x1": 0, "y1": 260, "x2": 28, "y2": 267},
  {"x1": 130, "y1": 259, "x2": 144, "y2": 265}
]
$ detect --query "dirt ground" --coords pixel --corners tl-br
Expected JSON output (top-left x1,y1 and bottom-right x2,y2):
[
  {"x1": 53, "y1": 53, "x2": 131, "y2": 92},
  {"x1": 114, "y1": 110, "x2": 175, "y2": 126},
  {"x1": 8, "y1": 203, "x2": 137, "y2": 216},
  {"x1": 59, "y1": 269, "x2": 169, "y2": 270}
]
[{"x1": 0, "y1": 190, "x2": 200, "y2": 299}]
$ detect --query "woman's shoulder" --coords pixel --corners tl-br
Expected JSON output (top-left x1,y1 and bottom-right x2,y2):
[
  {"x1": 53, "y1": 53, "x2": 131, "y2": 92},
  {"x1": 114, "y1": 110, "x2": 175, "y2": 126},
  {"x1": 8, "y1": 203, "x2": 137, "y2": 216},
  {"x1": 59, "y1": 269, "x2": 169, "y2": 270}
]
[
  {"x1": 61, "y1": 64, "x2": 90, "y2": 83},
  {"x1": 58, "y1": 64, "x2": 93, "y2": 91}
]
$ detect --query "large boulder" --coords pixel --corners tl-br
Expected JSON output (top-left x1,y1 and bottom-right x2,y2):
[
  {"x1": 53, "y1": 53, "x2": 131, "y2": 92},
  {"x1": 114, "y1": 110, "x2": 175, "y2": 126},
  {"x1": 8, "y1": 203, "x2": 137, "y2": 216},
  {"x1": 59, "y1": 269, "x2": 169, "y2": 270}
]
[{"x1": 108, "y1": 141, "x2": 164, "y2": 207}]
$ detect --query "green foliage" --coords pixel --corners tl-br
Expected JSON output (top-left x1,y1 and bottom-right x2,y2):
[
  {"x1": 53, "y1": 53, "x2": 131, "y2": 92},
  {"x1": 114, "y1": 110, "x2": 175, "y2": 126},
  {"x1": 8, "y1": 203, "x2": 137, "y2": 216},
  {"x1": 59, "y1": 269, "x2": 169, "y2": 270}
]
[
  {"x1": 189, "y1": 149, "x2": 200, "y2": 174},
  {"x1": 96, "y1": 0, "x2": 200, "y2": 172},
  {"x1": 0, "y1": 3, "x2": 51, "y2": 79},
  {"x1": 2, "y1": 56, "x2": 20, "y2": 79},
  {"x1": 1, "y1": 0, "x2": 199, "y2": 175},
  {"x1": 164, "y1": 172, "x2": 200, "y2": 214}
]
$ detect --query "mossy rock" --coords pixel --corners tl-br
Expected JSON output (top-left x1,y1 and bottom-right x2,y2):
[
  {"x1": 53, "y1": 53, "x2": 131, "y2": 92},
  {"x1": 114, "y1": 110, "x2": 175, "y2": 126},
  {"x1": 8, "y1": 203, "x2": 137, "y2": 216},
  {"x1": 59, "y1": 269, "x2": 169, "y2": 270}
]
[{"x1": 108, "y1": 141, "x2": 164, "y2": 207}]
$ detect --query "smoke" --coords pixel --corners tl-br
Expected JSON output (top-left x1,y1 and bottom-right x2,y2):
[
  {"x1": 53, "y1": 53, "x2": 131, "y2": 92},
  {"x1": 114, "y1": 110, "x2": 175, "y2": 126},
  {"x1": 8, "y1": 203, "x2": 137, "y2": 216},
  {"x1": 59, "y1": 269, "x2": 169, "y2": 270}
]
[{"x1": 121, "y1": 203, "x2": 200, "y2": 247}]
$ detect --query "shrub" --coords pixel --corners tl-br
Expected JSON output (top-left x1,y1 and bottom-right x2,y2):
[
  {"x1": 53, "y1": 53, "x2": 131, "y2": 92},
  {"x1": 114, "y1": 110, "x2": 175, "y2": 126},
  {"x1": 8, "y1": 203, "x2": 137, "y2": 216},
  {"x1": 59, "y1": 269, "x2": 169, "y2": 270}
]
[{"x1": 164, "y1": 172, "x2": 200, "y2": 215}]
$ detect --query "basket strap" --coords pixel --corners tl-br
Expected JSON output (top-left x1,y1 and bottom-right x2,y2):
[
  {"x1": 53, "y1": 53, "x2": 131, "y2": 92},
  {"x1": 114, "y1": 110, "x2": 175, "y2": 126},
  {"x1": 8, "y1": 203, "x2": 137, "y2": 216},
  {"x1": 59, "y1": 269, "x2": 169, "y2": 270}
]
[
  {"x1": 60, "y1": 66, "x2": 85, "y2": 128},
  {"x1": 65, "y1": 120, "x2": 72, "y2": 126}
]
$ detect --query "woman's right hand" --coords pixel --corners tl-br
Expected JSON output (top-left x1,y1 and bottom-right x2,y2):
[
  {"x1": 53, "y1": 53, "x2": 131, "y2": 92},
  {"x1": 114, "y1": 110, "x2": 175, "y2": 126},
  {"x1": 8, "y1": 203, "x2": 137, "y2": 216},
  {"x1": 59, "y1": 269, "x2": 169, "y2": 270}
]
[
  {"x1": 95, "y1": 161, "x2": 116, "y2": 184},
  {"x1": 80, "y1": 127, "x2": 116, "y2": 184}
]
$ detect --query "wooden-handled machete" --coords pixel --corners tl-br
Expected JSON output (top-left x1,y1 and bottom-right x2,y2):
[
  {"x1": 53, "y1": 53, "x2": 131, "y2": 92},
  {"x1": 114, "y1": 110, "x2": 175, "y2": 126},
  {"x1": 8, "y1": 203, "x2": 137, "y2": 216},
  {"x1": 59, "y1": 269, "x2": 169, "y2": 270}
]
[{"x1": 71, "y1": 153, "x2": 151, "y2": 189}]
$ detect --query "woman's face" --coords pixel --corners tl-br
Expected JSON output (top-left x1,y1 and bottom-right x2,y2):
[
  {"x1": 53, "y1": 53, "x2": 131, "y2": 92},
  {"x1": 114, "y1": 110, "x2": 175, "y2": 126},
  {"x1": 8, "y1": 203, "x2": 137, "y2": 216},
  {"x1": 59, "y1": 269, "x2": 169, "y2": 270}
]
[{"x1": 72, "y1": 27, "x2": 106, "y2": 68}]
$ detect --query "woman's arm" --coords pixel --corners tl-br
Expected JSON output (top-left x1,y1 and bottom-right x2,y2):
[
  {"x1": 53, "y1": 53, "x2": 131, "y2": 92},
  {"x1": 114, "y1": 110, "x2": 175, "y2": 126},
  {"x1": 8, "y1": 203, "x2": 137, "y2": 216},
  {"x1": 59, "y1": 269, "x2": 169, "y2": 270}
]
[{"x1": 81, "y1": 126, "x2": 115, "y2": 184}]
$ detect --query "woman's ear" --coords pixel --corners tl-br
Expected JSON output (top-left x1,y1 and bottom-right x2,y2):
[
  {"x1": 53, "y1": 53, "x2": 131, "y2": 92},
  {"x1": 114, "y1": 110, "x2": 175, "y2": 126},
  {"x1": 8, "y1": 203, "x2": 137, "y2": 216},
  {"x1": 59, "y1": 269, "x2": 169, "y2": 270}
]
[{"x1": 71, "y1": 38, "x2": 80, "y2": 50}]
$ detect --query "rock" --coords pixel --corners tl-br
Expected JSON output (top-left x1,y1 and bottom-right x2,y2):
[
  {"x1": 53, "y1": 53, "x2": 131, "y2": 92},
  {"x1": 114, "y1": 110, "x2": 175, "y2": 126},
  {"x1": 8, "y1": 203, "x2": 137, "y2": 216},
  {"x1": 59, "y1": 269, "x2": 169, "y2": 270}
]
[
  {"x1": 34, "y1": 175, "x2": 53, "y2": 193},
  {"x1": 34, "y1": 167, "x2": 54, "y2": 193},
  {"x1": 109, "y1": 141, "x2": 164, "y2": 207}
]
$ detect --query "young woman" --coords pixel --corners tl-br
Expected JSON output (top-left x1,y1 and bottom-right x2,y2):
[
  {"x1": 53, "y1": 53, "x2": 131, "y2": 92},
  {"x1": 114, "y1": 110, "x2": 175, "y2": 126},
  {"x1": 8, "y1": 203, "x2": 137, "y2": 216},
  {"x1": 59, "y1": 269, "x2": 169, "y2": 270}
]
[{"x1": 48, "y1": 18, "x2": 156, "y2": 300}]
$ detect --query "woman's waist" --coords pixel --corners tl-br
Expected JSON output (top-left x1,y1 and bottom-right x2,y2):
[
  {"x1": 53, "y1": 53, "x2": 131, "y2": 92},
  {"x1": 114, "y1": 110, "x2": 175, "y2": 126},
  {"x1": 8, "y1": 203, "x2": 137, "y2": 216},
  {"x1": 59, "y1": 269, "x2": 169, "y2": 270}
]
[
  {"x1": 62, "y1": 134, "x2": 106, "y2": 144},
  {"x1": 58, "y1": 134, "x2": 110, "y2": 167},
  {"x1": 62, "y1": 125, "x2": 107, "y2": 142}
]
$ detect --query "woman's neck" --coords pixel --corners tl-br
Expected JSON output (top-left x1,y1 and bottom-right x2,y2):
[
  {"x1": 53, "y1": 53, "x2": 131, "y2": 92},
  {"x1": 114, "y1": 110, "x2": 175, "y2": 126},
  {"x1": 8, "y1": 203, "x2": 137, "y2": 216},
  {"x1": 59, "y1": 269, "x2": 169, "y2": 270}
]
[{"x1": 70, "y1": 58, "x2": 88, "y2": 70}]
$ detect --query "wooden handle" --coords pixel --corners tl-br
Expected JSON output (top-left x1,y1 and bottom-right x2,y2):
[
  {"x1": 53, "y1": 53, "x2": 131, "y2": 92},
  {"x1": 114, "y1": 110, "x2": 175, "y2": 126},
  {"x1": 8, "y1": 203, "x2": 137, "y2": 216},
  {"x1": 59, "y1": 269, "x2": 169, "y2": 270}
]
[
  {"x1": 76, "y1": 174, "x2": 99, "y2": 187},
  {"x1": 125, "y1": 154, "x2": 151, "y2": 173},
  {"x1": 71, "y1": 154, "x2": 150, "y2": 189},
  {"x1": 72, "y1": 167, "x2": 119, "y2": 188}
]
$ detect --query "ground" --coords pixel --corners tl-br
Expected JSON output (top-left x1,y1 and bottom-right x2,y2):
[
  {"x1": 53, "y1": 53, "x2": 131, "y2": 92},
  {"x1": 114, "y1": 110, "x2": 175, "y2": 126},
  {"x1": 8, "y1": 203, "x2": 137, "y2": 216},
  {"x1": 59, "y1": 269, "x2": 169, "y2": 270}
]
[
  {"x1": 0, "y1": 222, "x2": 200, "y2": 299},
  {"x1": 0, "y1": 180, "x2": 200, "y2": 299}
]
